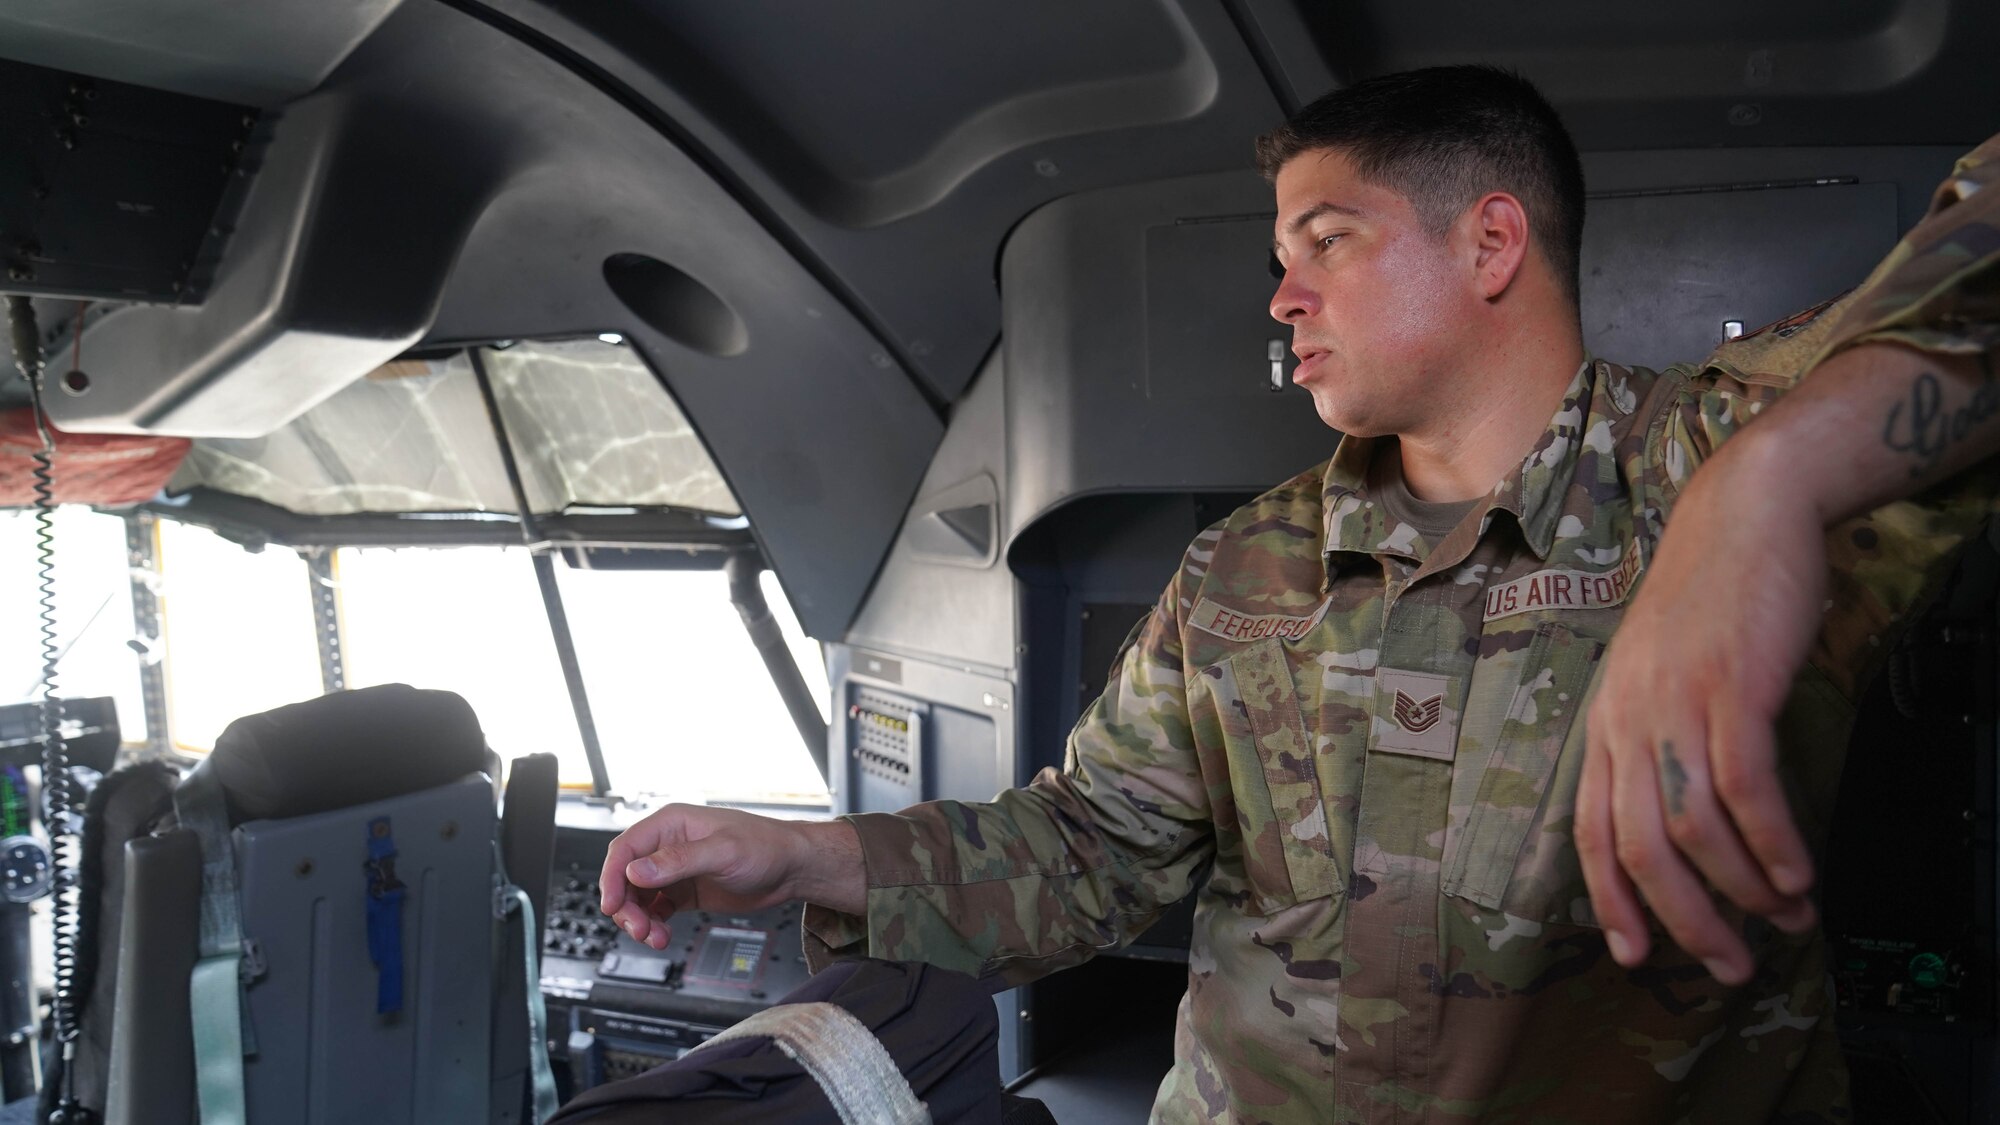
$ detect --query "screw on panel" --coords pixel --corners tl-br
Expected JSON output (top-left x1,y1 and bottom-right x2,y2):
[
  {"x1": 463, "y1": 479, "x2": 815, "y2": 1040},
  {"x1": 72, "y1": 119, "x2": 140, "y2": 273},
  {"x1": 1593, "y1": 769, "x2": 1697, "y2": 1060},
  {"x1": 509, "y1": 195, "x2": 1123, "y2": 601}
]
[
  {"x1": 295, "y1": 859, "x2": 315, "y2": 878},
  {"x1": 1727, "y1": 103, "x2": 1763, "y2": 127}
]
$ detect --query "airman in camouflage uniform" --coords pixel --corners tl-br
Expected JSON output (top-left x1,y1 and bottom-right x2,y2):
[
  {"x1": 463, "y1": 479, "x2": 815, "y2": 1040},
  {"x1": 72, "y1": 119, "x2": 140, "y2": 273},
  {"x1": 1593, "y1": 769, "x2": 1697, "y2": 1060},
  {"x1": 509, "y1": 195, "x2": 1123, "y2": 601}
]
[{"x1": 801, "y1": 133, "x2": 2000, "y2": 1121}]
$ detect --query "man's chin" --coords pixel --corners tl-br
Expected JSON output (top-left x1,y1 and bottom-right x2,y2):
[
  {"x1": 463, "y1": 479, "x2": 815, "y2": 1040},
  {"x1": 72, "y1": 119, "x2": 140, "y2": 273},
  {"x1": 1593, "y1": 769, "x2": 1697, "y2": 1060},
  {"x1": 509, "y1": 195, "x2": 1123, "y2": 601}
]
[{"x1": 1311, "y1": 399, "x2": 1385, "y2": 438}]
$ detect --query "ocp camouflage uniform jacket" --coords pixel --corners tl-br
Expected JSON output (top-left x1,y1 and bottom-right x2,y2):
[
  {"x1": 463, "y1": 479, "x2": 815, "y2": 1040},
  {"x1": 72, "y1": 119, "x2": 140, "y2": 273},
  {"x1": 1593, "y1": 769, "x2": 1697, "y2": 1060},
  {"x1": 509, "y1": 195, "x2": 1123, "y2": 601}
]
[{"x1": 805, "y1": 135, "x2": 2000, "y2": 1123}]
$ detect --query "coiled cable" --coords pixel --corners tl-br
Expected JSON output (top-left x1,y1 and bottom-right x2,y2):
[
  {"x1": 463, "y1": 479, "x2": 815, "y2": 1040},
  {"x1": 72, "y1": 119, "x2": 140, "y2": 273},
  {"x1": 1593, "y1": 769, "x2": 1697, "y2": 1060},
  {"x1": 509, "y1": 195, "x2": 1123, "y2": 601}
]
[{"x1": 6, "y1": 295, "x2": 85, "y2": 1119}]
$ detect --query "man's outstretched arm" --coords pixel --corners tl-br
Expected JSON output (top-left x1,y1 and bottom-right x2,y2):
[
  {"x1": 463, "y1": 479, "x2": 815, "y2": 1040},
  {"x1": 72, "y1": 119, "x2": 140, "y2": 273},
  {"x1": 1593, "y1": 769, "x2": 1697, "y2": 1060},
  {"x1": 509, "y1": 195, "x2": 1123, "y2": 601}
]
[
  {"x1": 603, "y1": 567, "x2": 1216, "y2": 984},
  {"x1": 1581, "y1": 135, "x2": 2000, "y2": 984}
]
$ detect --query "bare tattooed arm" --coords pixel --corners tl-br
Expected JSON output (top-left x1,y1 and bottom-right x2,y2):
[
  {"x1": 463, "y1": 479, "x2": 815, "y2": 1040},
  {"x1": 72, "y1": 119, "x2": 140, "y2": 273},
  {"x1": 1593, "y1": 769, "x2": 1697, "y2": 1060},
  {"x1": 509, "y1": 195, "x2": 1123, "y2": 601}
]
[
  {"x1": 1788, "y1": 346, "x2": 1998, "y2": 520},
  {"x1": 1580, "y1": 341, "x2": 1999, "y2": 983},
  {"x1": 1877, "y1": 355, "x2": 2000, "y2": 484}
]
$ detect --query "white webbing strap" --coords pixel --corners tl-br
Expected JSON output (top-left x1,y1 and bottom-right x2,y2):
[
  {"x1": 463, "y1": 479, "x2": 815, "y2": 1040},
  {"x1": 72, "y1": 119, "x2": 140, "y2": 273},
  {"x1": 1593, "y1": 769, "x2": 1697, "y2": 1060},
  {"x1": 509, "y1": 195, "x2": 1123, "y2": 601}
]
[
  {"x1": 502, "y1": 884, "x2": 560, "y2": 1124},
  {"x1": 697, "y1": 1002, "x2": 930, "y2": 1125},
  {"x1": 172, "y1": 760, "x2": 247, "y2": 1125}
]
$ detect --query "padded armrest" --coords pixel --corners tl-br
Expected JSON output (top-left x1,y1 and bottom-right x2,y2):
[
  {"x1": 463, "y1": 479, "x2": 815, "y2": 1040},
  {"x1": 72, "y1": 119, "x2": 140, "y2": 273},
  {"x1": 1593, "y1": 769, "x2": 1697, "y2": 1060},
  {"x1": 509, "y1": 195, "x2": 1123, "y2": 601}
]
[
  {"x1": 105, "y1": 829, "x2": 201, "y2": 1125},
  {"x1": 492, "y1": 753, "x2": 560, "y2": 1124},
  {"x1": 500, "y1": 753, "x2": 559, "y2": 925}
]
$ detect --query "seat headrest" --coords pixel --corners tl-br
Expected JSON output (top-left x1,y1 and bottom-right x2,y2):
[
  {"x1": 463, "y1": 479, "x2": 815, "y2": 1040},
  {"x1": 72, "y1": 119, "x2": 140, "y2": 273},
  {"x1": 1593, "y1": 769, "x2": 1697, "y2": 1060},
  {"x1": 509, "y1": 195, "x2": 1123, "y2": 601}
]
[{"x1": 207, "y1": 684, "x2": 488, "y2": 824}]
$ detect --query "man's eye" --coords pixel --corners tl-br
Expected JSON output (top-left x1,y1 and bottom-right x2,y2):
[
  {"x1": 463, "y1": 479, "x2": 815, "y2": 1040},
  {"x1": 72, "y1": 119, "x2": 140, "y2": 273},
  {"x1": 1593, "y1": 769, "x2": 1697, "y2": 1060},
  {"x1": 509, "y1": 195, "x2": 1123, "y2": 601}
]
[{"x1": 1318, "y1": 233, "x2": 1343, "y2": 249}]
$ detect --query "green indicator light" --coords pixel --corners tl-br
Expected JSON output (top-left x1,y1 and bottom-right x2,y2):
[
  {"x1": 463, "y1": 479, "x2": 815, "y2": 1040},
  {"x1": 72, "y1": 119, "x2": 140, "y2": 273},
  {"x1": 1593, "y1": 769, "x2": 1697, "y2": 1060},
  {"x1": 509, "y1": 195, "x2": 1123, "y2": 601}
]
[{"x1": 1908, "y1": 952, "x2": 1947, "y2": 990}]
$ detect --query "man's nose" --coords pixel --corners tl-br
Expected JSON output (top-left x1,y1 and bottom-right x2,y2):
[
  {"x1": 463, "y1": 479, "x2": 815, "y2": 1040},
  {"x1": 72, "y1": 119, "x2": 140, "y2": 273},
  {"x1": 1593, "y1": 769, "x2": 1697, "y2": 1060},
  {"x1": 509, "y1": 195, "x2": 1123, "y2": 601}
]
[{"x1": 1269, "y1": 269, "x2": 1320, "y2": 323}]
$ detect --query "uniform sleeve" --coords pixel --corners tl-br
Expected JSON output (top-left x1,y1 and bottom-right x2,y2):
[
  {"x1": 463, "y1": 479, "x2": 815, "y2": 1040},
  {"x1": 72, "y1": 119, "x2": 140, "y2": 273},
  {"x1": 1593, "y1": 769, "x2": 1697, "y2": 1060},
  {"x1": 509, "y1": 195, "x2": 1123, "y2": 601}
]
[
  {"x1": 801, "y1": 558, "x2": 1214, "y2": 987},
  {"x1": 1647, "y1": 132, "x2": 2000, "y2": 697}
]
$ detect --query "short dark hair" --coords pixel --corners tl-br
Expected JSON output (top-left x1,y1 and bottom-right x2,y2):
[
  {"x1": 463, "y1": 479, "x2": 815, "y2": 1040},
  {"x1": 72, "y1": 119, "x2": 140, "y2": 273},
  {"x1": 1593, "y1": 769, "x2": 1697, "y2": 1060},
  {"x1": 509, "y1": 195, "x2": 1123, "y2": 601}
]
[{"x1": 1255, "y1": 66, "x2": 1585, "y2": 308}]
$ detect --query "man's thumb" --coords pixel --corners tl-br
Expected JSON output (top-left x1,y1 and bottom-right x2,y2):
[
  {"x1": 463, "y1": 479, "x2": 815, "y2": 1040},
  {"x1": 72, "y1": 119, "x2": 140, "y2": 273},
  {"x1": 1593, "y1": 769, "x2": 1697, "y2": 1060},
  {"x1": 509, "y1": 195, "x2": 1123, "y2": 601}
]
[{"x1": 627, "y1": 851, "x2": 676, "y2": 886}]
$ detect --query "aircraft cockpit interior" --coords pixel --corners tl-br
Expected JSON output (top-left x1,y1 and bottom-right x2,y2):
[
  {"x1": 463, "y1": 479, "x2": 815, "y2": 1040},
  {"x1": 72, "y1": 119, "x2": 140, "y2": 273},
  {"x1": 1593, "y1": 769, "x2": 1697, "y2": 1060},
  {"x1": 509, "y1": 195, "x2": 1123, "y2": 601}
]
[{"x1": 0, "y1": 1, "x2": 1997, "y2": 1121}]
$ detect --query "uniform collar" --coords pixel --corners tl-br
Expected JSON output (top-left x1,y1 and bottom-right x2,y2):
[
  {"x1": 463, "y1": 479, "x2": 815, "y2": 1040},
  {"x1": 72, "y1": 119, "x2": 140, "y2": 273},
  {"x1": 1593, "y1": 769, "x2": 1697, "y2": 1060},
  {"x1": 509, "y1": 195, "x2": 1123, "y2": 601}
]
[{"x1": 1319, "y1": 361, "x2": 1599, "y2": 572}]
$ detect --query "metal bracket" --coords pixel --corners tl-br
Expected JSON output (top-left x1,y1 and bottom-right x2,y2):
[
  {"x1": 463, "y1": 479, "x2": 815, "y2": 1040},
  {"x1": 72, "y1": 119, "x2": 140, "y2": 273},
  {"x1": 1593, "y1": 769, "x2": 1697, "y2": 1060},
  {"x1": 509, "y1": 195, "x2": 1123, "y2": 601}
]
[
  {"x1": 302, "y1": 548, "x2": 344, "y2": 694},
  {"x1": 239, "y1": 937, "x2": 266, "y2": 984}
]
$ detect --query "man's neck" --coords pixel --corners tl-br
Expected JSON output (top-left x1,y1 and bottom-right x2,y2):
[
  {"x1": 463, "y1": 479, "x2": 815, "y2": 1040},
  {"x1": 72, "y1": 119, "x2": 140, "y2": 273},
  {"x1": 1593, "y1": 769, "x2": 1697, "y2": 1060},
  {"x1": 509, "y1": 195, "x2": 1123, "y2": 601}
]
[{"x1": 1395, "y1": 333, "x2": 1586, "y2": 503}]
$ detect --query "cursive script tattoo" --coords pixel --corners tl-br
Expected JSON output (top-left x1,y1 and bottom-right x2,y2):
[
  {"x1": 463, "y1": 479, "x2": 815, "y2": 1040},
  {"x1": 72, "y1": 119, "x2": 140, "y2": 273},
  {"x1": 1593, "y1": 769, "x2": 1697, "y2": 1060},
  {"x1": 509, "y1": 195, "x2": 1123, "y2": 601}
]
[
  {"x1": 1660, "y1": 740, "x2": 1689, "y2": 818},
  {"x1": 1882, "y1": 357, "x2": 2000, "y2": 479}
]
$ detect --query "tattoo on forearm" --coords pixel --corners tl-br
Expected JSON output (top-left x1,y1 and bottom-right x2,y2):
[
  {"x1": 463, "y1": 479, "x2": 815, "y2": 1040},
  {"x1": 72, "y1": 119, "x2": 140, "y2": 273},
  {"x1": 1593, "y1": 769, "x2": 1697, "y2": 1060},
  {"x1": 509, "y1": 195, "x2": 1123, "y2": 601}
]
[
  {"x1": 1660, "y1": 740, "x2": 1688, "y2": 818},
  {"x1": 1881, "y1": 356, "x2": 2000, "y2": 478}
]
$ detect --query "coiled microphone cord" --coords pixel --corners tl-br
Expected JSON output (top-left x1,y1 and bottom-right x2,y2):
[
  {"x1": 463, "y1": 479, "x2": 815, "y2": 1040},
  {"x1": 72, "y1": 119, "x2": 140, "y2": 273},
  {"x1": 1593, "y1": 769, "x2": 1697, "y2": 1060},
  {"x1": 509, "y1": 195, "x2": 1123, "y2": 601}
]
[{"x1": 6, "y1": 295, "x2": 86, "y2": 1122}]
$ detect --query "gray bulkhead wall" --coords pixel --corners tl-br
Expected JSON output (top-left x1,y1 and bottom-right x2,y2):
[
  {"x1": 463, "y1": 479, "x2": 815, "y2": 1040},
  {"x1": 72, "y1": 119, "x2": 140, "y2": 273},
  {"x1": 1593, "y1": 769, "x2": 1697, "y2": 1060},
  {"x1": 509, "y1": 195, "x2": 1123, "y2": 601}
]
[{"x1": 844, "y1": 348, "x2": 1019, "y2": 676}]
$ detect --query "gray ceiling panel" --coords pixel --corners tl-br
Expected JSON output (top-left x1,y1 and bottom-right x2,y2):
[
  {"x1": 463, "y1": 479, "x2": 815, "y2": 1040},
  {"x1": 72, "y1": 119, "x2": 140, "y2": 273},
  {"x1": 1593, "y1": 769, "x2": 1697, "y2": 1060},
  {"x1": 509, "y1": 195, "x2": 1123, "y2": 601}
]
[
  {"x1": 1240, "y1": 0, "x2": 2000, "y2": 149},
  {"x1": 635, "y1": 0, "x2": 1200, "y2": 212},
  {"x1": 459, "y1": 0, "x2": 1290, "y2": 405}
]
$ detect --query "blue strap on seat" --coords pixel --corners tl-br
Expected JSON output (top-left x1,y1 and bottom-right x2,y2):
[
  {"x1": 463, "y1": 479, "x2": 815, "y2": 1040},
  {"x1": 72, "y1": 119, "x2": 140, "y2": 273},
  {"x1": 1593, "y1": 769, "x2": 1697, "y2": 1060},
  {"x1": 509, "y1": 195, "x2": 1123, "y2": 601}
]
[{"x1": 364, "y1": 817, "x2": 406, "y2": 1015}]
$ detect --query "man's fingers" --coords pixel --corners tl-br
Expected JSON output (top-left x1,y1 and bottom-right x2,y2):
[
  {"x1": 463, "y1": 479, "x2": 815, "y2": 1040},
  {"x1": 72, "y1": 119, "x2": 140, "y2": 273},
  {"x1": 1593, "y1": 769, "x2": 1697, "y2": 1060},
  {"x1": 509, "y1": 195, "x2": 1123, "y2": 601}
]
[
  {"x1": 636, "y1": 888, "x2": 678, "y2": 949},
  {"x1": 614, "y1": 887, "x2": 685, "y2": 949},
  {"x1": 1656, "y1": 729, "x2": 1815, "y2": 934},
  {"x1": 1612, "y1": 738, "x2": 1752, "y2": 984},
  {"x1": 598, "y1": 809, "x2": 690, "y2": 916},
  {"x1": 598, "y1": 840, "x2": 631, "y2": 915},
  {"x1": 1576, "y1": 725, "x2": 1650, "y2": 967},
  {"x1": 1709, "y1": 703, "x2": 1814, "y2": 898}
]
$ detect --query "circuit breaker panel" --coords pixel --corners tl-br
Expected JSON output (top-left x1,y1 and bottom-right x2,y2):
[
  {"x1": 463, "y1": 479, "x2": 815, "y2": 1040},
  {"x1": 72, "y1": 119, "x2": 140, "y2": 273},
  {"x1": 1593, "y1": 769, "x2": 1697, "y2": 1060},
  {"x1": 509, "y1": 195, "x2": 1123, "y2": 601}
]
[{"x1": 844, "y1": 686, "x2": 927, "y2": 812}]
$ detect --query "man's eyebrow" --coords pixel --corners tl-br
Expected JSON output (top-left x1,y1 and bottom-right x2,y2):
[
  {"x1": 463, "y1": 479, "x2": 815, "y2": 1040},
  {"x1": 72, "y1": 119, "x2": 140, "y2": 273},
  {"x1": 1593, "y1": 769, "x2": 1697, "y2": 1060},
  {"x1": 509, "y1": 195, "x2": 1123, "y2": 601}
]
[{"x1": 1273, "y1": 201, "x2": 1366, "y2": 255}]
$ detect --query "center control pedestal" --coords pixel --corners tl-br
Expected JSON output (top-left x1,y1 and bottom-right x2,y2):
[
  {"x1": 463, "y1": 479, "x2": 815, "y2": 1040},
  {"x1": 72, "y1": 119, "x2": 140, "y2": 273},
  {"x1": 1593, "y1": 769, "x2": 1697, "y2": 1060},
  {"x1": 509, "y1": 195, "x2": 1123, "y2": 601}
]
[{"x1": 537, "y1": 811, "x2": 812, "y2": 1099}]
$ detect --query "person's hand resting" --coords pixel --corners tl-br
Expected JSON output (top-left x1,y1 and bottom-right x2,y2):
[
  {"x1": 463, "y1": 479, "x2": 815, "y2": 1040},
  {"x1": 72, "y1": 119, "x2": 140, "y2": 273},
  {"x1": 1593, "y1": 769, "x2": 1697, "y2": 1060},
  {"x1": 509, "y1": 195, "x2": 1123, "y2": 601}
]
[{"x1": 598, "y1": 803, "x2": 863, "y2": 950}]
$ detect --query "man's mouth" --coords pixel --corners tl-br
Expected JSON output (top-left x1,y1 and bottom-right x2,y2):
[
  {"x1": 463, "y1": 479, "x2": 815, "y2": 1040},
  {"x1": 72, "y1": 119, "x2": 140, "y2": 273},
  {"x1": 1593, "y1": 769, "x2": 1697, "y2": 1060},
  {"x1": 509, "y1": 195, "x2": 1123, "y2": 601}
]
[{"x1": 1292, "y1": 345, "x2": 1329, "y2": 383}]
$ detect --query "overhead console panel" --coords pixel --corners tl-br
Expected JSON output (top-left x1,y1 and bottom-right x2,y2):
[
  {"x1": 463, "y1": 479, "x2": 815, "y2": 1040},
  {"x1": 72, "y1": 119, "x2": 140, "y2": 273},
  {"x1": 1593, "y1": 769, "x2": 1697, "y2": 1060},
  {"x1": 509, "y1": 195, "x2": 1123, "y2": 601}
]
[
  {"x1": 3, "y1": 1, "x2": 944, "y2": 637},
  {"x1": 47, "y1": 94, "x2": 502, "y2": 436},
  {"x1": 0, "y1": 59, "x2": 252, "y2": 305},
  {"x1": 0, "y1": 0, "x2": 402, "y2": 106}
]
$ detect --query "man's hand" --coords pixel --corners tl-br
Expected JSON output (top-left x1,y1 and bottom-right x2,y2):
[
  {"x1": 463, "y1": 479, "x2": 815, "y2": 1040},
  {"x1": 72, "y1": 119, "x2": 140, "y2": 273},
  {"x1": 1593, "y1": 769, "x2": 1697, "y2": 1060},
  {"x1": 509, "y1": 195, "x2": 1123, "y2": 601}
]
[
  {"x1": 1577, "y1": 441, "x2": 1822, "y2": 984},
  {"x1": 598, "y1": 804, "x2": 864, "y2": 951},
  {"x1": 1579, "y1": 343, "x2": 1999, "y2": 983}
]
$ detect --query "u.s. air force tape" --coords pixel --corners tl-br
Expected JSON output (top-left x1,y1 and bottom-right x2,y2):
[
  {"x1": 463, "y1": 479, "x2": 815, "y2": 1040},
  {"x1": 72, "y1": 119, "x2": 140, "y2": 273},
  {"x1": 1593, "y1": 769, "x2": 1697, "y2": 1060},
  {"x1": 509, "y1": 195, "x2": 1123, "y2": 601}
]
[{"x1": 1482, "y1": 537, "x2": 1645, "y2": 623}]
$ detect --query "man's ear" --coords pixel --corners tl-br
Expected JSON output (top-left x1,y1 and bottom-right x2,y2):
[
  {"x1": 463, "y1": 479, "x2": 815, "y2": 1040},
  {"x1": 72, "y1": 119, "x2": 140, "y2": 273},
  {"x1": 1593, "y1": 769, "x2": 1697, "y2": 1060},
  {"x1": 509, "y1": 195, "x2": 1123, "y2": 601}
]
[{"x1": 1467, "y1": 192, "x2": 1531, "y2": 300}]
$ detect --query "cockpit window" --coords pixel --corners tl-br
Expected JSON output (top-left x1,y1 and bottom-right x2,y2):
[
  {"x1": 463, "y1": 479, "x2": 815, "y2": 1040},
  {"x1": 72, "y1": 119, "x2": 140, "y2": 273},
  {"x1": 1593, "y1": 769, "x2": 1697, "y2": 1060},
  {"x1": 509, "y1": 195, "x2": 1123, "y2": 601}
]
[
  {"x1": 0, "y1": 507, "x2": 149, "y2": 747},
  {"x1": 333, "y1": 545, "x2": 829, "y2": 804},
  {"x1": 333, "y1": 544, "x2": 591, "y2": 776},
  {"x1": 552, "y1": 562, "x2": 830, "y2": 804},
  {"x1": 164, "y1": 338, "x2": 741, "y2": 517},
  {"x1": 156, "y1": 518, "x2": 323, "y2": 751},
  {"x1": 148, "y1": 530, "x2": 829, "y2": 805}
]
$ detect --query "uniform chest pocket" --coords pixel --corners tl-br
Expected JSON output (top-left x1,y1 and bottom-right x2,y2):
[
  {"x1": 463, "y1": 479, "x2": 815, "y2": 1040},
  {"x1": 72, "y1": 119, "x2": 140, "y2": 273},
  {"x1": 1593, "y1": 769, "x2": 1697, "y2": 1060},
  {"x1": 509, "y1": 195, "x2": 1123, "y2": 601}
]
[
  {"x1": 1204, "y1": 639, "x2": 1344, "y2": 913},
  {"x1": 1440, "y1": 622, "x2": 1604, "y2": 926}
]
